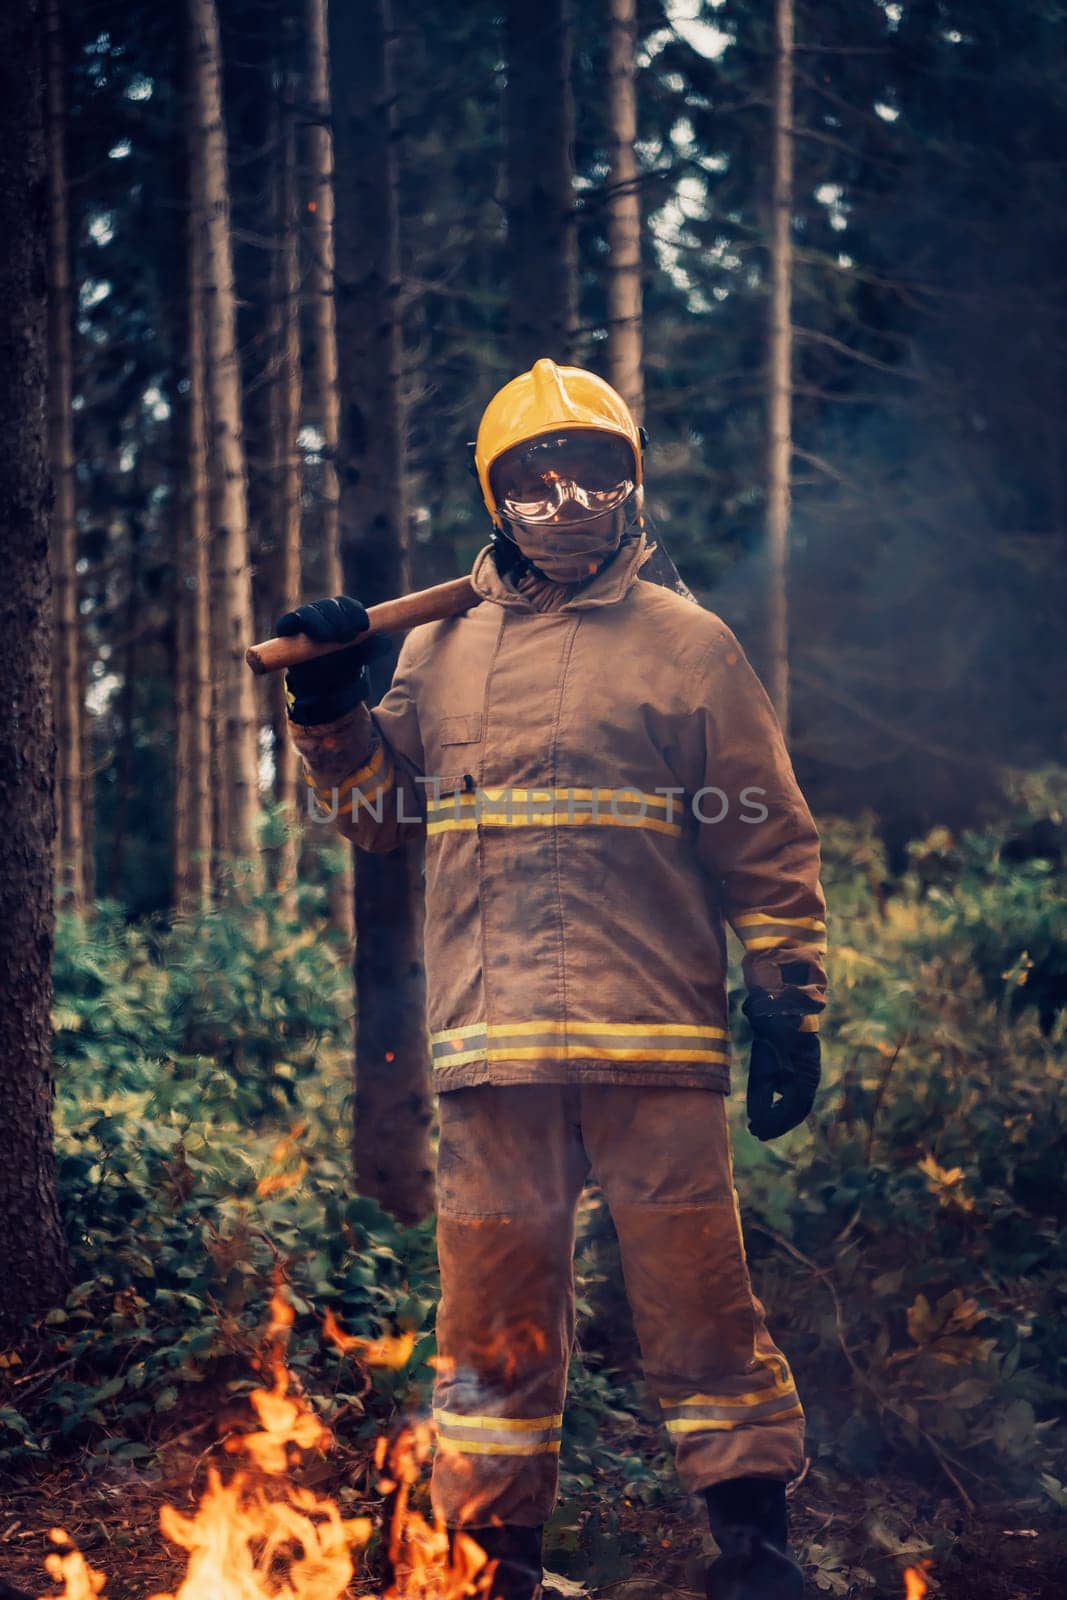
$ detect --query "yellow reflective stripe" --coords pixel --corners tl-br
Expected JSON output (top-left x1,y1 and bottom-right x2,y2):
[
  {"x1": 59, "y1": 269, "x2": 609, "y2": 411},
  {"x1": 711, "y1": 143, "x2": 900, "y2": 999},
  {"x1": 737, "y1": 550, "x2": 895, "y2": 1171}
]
[
  {"x1": 660, "y1": 1376, "x2": 798, "y2": 1410},
  {"x1": 431, "y1": 1048, "x2": 729, "y2": 1070},
  {"x1": 434, "y1": 1410, "x2": 562, "y2": 1431},
  {"x1": 430, "y1": 1020, "x2": 728, "y2": 1042},
  {"x1": 314, "y1": 742, "x2": 386, "y2": 804},
  {"x1": 664, "y1": 1405, "x2": 804, "y2": 1434},
  {"x1": 427, "y1": 813, "x2": 681, "y2": 838},
  {"x1": 742, "y1": 934, "x2": 828, "y2": 953},
  {"x1": 428, "y1": 1021, "x2": 730, "y2": 1070},
  {"x1": 429, "y1": 787, "x2": 677, "y2": 810},
  {"x1": 482, "y1": 1046, "x2": 728, "y2": 1064},
  {"x1": 426, "y1": 786, "x2": 684, "y2": 837},
  {"x1": 798, "y1": 1014, "x2": 820, "y2": 1033},
  {"x1": 733, "y1": 912, "x2": 826, "y2": 932},
  {"x1": 558, "y1": 1021, "x2": 727, "y2": 1039},
  {"x1": 437, "y1": 1438, "x2": 562, "y2": 1457}
]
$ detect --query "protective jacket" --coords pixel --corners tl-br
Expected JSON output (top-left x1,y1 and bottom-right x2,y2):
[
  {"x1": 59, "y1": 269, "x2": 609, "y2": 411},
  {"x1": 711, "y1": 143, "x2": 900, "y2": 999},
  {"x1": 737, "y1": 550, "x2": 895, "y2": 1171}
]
[{"x1": 290, "y1": 530, "x2": 828, "y2": 1093}]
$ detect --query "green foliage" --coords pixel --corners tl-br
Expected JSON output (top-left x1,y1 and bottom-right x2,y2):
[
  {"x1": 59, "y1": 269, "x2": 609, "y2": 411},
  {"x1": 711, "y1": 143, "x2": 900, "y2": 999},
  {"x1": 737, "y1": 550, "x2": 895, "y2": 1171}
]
[
  {"x1": 728, "y1": 782, "x2": 1067, "y2": 1503},
  {"x1": 3, "y1": 880, "x2": 437, "y2": 1471}
]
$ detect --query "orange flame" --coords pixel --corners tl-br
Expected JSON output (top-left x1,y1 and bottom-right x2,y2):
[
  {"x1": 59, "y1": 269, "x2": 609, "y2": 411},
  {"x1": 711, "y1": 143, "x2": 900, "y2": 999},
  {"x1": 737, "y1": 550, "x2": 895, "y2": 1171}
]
[
  {"x1": 256, "y1": 1127, "x2": 310, "y2": 1198},
  {"x1": 904, "y1": 1561, "x2": 931, "y2": 1599},
  {"x1": 43, "y1": 1286, "x2": 491, "y2": 1600},
  {"x1": 322, "y1": 1307, "x2": 417, "y2": 1371}
]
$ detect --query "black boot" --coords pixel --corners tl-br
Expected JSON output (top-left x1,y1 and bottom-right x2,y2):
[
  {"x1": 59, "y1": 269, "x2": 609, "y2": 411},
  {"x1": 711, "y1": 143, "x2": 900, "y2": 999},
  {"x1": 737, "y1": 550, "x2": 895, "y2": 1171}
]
[
  {"x1": 703, "y1": 1478, "x2": 804, "y2": 1600},
  {"x1": 452, "y1": 1524, "x2": 544, "y2": 1600}
]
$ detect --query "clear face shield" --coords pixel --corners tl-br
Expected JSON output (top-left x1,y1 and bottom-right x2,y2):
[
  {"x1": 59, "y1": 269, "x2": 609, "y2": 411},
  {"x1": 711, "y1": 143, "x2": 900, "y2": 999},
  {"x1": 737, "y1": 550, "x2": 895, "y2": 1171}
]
[{"x1": 490, "y1": 431, "x2": 637, "y2": 529}]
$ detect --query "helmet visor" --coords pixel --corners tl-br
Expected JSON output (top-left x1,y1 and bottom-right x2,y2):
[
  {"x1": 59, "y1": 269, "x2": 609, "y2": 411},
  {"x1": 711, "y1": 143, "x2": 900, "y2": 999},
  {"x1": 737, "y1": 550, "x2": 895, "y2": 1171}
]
[{"x1": 490, "y1": 431, "x2": 636, "y2": 526}]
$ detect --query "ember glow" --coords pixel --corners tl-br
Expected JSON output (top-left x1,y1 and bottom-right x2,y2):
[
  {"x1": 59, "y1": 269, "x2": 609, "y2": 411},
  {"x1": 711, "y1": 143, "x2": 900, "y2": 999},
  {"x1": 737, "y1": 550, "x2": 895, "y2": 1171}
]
[
  {"x1": 43, "y1": 1287, "x2": 493, "y2": 1600},
  {"x1": 903, "y1": 1561, "x2": 931, "y2": 1599}
]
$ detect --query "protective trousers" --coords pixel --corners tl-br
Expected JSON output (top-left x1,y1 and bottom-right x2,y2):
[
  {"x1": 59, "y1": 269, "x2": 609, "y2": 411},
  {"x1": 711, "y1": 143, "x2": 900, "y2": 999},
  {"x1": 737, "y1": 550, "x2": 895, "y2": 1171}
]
[{"x1": 430, "y1": 1084, "x2": 805, "y2": 1529}]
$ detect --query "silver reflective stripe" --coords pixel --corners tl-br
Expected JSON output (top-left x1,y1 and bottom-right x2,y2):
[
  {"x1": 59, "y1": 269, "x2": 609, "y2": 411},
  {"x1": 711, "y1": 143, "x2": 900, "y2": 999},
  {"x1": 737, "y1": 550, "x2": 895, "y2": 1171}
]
[{"x1": 434, "y1": 1408, "x2": 563, "y2": 1456}]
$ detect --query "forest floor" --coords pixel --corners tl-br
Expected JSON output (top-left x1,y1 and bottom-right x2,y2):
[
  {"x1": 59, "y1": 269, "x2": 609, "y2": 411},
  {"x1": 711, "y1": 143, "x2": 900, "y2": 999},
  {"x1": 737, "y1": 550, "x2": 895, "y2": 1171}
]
[{"x1": 1, "y1": 1399, "x2": 1064, "y2": 1600}]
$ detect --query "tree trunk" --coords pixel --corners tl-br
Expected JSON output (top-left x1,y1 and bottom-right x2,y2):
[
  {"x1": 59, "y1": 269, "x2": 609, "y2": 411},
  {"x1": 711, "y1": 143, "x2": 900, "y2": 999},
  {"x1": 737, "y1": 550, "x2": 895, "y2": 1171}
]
[
  {"x1": 108, "y1": 529, "x2": 140, "y2": 898},
  {"x1": 0, "y1": 0, "x2": 71, "y2": 1332},
  {"x1": 189, "y1": 0, "x2": 261, "y2": 879},
  {"x1": 45, "y1": 0, "x2": 84, "y2": 912},
  {"x1": 505, "y1": 0, "x2": 578, "y2": 371},
  {"x1": 303, "y1": 0, "x2": 353, "y2": 938},
  {"x1": 305, "y1": 0, "x2": 342, "y2": 598},
  {"x1": 265, "y1": 75, "x2": 301, "y2": 894},
  {"x1": 174, "y1": 25, "x2": 215, "y2": 911},
  {"x1": 766, "y1": 0, "x2": 794, "y2": 735},
  {"x1": 605, "y1": 0, "x2": 643, "y2": 423},
  {"x1": 330, "y1": 0, "x2": 432, "y2": 1224}
]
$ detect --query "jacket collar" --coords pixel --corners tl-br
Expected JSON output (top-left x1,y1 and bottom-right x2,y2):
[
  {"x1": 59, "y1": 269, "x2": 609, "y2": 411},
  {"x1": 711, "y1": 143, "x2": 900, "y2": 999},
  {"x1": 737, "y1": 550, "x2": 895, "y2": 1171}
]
[{"x1": 469, "y1": 528, "x2": 653, "y2": 613}]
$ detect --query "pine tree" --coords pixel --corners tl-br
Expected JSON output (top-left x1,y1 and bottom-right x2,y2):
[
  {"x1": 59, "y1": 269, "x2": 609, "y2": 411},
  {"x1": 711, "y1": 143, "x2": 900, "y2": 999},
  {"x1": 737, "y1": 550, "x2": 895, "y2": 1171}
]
[
  {"x1": 189, "y1": 0, "x2": 261, "y2": 880},
  {"x1": 0, "y1": 0, "x2": 71, "y2": 1332},
  {"x1": 46, "y1": 0, "x2": 86, "y2": 910},
  {"x1": 767, "y1": 0, "x2": 794, "y2": 732},
  {"x1": 265, "y1": 60, "x2": 302, "y2": 892},
  {"x1": 505, "y1": 0, "x2": 578, "y2": 369},
  {"x1": 302, "y1": 0, "x2": 354, "y2": 934},
  {"x1": 330, "y1": 0, "x2": 432, "y2": 1223},
  {"x1": 174, "y1": 39, "x2": 214, "y2": 910},
  {"x1": 605, "y1": 0, "x2": 643, "y2": 421}
]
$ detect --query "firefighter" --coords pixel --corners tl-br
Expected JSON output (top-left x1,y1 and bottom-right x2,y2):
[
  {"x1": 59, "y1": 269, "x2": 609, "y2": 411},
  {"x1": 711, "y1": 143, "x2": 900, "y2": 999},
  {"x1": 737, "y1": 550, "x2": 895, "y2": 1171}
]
[{"x1": 277, "y1": 360, "x2": 828, "y2": 1600}]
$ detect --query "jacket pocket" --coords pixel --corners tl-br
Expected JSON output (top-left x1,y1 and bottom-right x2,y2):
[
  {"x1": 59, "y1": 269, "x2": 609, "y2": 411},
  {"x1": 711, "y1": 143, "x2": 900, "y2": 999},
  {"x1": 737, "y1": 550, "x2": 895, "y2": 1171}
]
[{"x1": 438, "y1": 713, "x2": 483, "y2": 746}]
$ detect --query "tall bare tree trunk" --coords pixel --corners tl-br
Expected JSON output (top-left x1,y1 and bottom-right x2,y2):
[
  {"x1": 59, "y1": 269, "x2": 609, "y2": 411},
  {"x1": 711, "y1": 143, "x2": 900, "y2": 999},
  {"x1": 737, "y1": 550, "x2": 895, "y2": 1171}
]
[
  {"x1": 303, "y1": 0, "x2": 353, "y2": 938},
  {"x1": 45, "y1": 0, "x2": 84, "y2": 912},
  {"x1": 265, "y1": 78, "x2": 302, "y2": 894},
  {"x1": 605, "y1": 0, "x2": 643, "y2": 422},
  {"x1": 767, "y1": 0, "x2": 794, "y2": 734},
  {"x1": 0, "y1": 0, "x2": 71, "y2": 1332},
  {"x1": 108, "y1": 527, "x2": 140, "y2": 898},
  {"x1": 330, "y1": 0, "x2": 432, "y2": 1224},
  {"x1": 189, "y1": 0, "x2": 261, "y2": 879},
  {"x1": 305, "y1": 0, "x2": 342, "y2": 596},
  {"x1": 175, "y1": 25, "x2": 217, "y2": 911},
  {"x1": 505, "y1": 0, "x2": 578, "y2": 370}
]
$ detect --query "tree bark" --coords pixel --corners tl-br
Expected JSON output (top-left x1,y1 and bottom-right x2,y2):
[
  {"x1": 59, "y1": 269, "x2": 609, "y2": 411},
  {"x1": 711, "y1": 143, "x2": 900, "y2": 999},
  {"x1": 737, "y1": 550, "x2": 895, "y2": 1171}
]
[
  {"x1": 174, "y1": 20, "x2": 216, "y2": 911},
  {"x1": 504, "y1": 0, "x2": 578, "y2": 371},
  {"x1": 767, "y1": 0, "x2": 794, "y2": 735},
  {"x1": 189, "y1": 0, "x2": 261, "y2": 879},
  {"x1": 0, "y1": 0, "x2": 71, "y2": 1332},
  {"x1": 265, "y1": 75, "x2": 302, "y2": 894},
  {"x1": 108, "y1": 527, "x2": 140, "y2": 898},
  {"x1": 305, "y1": 0, "x2": 342, "y2": 598},
  {"x1": 45, "y1": 0, "x2": 85, "y2": 912},
  {"x1": 330, "y1": 0, "x2": 432, "y2": 1224},
  {"x1": 605, "y1": 0, "x2": 643, "y2": 423},
  {"x1": 303, "y1": 0, "x2": 353, "y2": 938}
]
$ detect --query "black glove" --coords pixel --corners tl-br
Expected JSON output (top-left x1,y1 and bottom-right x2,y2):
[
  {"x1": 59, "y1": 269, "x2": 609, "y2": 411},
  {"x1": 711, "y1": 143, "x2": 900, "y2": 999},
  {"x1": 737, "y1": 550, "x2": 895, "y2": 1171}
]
[
  {"x1": 741, "y1": 985, "x2": 822, "y2": 1141},
  {"x1": 274, "y1": 596, "x2": 393, "y2": 725}
]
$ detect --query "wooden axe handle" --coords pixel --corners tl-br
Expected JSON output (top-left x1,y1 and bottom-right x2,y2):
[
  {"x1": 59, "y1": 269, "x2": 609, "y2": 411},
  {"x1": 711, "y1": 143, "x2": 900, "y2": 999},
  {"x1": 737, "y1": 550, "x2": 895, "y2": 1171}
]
[{"x1": 245, "y1": 576, "x2": 479, "y2": 676}]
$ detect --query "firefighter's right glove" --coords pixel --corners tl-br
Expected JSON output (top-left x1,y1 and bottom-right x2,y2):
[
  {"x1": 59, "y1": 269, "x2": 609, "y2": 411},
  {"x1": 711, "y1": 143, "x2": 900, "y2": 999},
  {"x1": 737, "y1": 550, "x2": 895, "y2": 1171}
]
[
  {"x1": 274, "y1": 596, "x2": 392, "y2": 726},
  {"x1": 741, "y1": 986, "x2": 822, "y2": 1141}
]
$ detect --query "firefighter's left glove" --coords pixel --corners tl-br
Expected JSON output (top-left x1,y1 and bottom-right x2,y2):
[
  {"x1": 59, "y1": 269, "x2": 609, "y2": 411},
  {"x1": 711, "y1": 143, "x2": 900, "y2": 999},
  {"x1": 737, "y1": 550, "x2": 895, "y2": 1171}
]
[
  {"x1": 741, "y1": 986, "x2": 822, "y2": 1141},
  {"x1": 274, "y1": 596, "x2": 393, "y2": 726}
]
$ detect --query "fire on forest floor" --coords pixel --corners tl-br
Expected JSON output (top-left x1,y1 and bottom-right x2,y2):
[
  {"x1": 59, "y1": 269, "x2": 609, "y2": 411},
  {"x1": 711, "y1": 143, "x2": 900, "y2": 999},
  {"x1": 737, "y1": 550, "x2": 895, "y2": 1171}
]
[
  {"x1": 17, "y1": 1286, "x2": 492, "y2": 1600},
  {"x1": 0, "y1": 1288, "x2": 1062, "y2": 1600}
]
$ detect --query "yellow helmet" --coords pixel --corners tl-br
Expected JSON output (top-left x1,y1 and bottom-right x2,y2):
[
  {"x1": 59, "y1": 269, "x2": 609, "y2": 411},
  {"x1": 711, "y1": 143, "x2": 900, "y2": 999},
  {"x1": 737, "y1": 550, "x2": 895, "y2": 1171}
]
[{"x1": 474, "y1": 358, "x2": 643, "y2": 528}]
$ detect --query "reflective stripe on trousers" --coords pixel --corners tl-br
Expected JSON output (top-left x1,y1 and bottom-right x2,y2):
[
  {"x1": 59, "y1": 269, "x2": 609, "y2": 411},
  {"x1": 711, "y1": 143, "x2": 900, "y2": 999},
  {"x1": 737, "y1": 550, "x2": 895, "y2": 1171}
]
[{"x1": 431, "y1": 1083, "x2": 804, "y2": 1529}]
